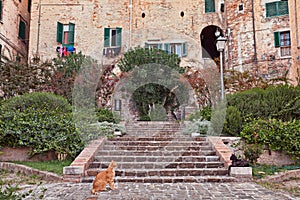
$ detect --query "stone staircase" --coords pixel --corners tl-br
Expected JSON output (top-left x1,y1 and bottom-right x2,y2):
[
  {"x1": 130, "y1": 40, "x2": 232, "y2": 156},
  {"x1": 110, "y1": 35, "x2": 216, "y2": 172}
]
[{"x1": 82, "y1": 122, "x2": 236, "y2": 183}]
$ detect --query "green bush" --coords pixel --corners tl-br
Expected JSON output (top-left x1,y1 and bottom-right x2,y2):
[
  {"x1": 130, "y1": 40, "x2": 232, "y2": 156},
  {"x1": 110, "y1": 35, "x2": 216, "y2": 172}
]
[
  {"x1": 95, "y1": 108, "x2": 118, "y2": 123},
  {"x1": 222, "y1": 106, "x2": 242, "y2": 136},
  {"x1": 0, "y1": 92, "x2": 84, "y2": 158},
  {"x1": 240, "y1": 118, "x2": 300, "y2": 161},
  {"x1": 226, "y1": 85, "x2": 300, "y2": 122},
  {"x1": 187, "y1": 106, "x2": 212, "y2": 121}
]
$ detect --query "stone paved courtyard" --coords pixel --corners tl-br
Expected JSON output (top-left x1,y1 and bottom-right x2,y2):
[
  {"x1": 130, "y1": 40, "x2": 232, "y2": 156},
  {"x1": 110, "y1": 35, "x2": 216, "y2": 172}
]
[{"x1": 22, "y1": 182, "x2": 299, "y2": 200}]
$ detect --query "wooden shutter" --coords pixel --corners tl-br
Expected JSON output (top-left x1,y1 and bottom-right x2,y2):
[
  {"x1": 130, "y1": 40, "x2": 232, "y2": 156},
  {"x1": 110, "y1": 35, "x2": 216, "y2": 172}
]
[
  {"x1": 116, "y1": 27, "x2": 122, "y2": 47},
  {"x1": 205, "y1": 0, "x2": 215, "y2": 13},
  {"x1": 279, "y1": 1, "x2": 289, "y2": 16},
  {"x1": 164, "y1": 43, "x2": 170, "y2": 54},
  {"x1": 182, "y1": 42, "x2": 187, "y2": 57},
  {"x1": 104, "y1": 28, "x2": 110, "y2": 47},
  {"x1": 266, "y1": 2, "x2": 277, "y2": 17},
  {"x1": 56, "y1": 22, "x2": 63, "y2": 43},
  {"x1": 274, "y1": 32, "x2": 280, "y2": 48},
  {"x1": 68, "y1": 23, "x2": 75, "y2": 45},
  {"x1": 0, "y1": 0, "x2": 2, "y2": 21},
  {"x1": 19, "y1": 20, "x2": 26, "y2": 40}
]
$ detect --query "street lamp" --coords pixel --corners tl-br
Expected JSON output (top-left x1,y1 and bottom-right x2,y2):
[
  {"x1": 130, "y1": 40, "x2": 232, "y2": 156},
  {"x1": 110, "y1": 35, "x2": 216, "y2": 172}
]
[{"x1": 216, "y1": 35, "x2": 227, "y2": 100}]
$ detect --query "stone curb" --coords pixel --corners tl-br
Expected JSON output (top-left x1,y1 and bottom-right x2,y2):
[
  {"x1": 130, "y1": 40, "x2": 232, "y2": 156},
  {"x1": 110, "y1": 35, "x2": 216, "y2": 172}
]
[
  {"x1": 260, "y1": 169, "x2": 300, "y2": 183},
  {"x1": 63, "y1": 137, "x2": 106, "y2": 183},
  {"x1": 207, "y1": 136, "x2": 232, "y2": 168},
  {"x1": 0, "y1": 162, "x2": 62, "y2": 181}
]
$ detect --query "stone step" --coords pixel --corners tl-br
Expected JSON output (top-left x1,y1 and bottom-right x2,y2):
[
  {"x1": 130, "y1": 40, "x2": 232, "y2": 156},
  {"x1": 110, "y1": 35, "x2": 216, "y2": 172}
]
[
  {"x1": 95, "y1": 150, "x2": 217, "y2": 157},
  {"x1": 88, "y1": 161, "x2": 224, "y2": 169},
  {"x1": 102, "y1": 145, "x2": 213, "y2": 151},
  {"x1": 105, "y1": 140, "x2": 210, "y2": 146},
  {"x1": 86, "y1": 168, "x2": 229, "y2": 177},
  {"x1": 94, "y1": 155, "x2": 220, "y2": 162},
  {"x1": 82, "y1": 175, "x2": 236, "y2": 183},
  {"x1": 108, "y1": 137, "x2": 206, "y2": 141}
]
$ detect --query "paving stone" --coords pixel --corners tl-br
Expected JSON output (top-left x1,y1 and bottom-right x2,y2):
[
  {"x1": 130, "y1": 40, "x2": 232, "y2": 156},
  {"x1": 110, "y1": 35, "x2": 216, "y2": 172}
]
[{"x1": 21, "y1": 182, "x2": 299, "y2": 200}]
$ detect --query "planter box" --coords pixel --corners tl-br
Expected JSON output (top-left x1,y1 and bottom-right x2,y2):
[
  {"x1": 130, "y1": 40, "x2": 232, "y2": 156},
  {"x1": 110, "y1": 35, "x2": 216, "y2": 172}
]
[
  {"x1": 230, "y1": 167, "x2": 252, "y2": 178},
  {"x1": 0, "y1": 147, "x2": 57, "y2": 162}
]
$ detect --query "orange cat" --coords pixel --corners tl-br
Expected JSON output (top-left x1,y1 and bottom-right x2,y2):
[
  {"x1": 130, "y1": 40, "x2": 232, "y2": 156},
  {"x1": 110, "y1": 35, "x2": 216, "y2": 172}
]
[{"x1": 91, "y1": 160, "x2": 117, "y2": 194}]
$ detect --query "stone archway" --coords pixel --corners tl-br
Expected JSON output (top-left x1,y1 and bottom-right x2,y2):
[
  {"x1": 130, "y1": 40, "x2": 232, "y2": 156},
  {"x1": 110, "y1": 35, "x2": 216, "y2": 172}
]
[
  {"x1": 112, "y1": 63, "x2": 198, "y2": 122},
  {"x1": 200, "y1": 25, "x2": 224, "y2": 60}
]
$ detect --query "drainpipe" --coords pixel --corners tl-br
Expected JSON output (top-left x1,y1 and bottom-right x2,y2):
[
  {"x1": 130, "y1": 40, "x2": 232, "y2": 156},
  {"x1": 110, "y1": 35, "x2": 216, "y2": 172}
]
[
  {"x1": 129, "y1": 0, "x2": 133, "y2": 49},
  {"x1": 36, "y1": 0, "x2": 41, "y2": 56},
  {"x1": 251, "y1": 0, "x2": 258, "y2": 63}
]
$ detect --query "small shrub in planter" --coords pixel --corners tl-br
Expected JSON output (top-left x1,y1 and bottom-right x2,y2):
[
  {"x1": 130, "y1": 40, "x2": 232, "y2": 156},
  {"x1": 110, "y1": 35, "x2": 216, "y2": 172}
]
[{"x1": 0, "y1": 92, "x2": 84, "y2": 158}]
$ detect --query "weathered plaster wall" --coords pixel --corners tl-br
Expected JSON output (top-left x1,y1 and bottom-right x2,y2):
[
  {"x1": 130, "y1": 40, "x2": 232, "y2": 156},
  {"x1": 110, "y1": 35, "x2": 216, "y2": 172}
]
[
  {"x1": 0, "y1": 0, "x2": 30, "y2": 61},
  {"x1": 289, "y1": 0, "x2": 300, "y2": 85},
  {"x1": 28, "y1": 0, "x2": 224, "y2": 67},
  {"x1": 225, "y1": 0, "x2": 291, "y2": 80}
]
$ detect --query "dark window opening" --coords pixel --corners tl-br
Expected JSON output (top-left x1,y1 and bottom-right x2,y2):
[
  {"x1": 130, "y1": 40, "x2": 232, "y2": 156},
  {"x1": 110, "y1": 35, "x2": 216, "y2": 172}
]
[
  {"x1": 239, "y1": 4, "x2": 243, "y2": 11},
  {"x1": 142, "y1": 13, "x2": 145, "y2": 18},
  {"x1": 180, "y1": 11, "x2": 184, "y2": 17},
  {"x1": 220, "y1": 3, "x2": 225, "y2": 12}
]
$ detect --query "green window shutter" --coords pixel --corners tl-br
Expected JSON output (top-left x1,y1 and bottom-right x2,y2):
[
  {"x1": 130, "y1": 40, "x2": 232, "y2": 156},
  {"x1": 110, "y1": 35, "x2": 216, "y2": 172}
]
[
  {"x1": 19, "y1": 20, "x2": 26, "y2": 40},
  {"x1": 164, "y1": 43, "x2": 170, "y2": 54},
  {"x1": 0, "y1": 0, "x2": 3, "y2": 21},
  {"x1": 145, "y1": 42, "x2": 149, "y2": 49},
  {"x1": 104, "y1": 28, "x2": 110, "y2": 47},
  {"x1": 56, "y1": 22, "x2": 63, "y2": 43},
  {"x1": 68, "y1": 23, "x2": 75, "y2": 45},
  {"x1": 116, "y1": 27, "x2": 122, "y2": 47},
  {"x1": 205, "y1": 0, "x2": 215, "y2": 13},
  {"x1": 182, "y1": 42, "x2": 187, "y2": 57},
  {"x1": 274, "y1": 32, "x2": 280, "y2": 48},
  {"x1": 266, "y1": 2, "x2": 276, "y2": 17},
  {"x1": 279, "y1": 1, "x2": 289, "y2": 16}
]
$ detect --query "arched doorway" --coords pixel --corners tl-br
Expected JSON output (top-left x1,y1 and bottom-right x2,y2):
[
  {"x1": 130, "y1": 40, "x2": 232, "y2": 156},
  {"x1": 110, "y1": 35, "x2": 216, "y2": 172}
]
[{"x1": 201, "y1": 25, "x2": 224, "y2": 60}]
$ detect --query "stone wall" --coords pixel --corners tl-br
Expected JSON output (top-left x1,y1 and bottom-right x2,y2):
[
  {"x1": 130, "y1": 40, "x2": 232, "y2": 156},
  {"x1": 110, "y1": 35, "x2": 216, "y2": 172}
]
[
  {"x1": 225, "y1": 0, "x2": 292, "y2": 81},
  {"x1": 0, "y1": 0, "x2": 30, "y2": 61}
]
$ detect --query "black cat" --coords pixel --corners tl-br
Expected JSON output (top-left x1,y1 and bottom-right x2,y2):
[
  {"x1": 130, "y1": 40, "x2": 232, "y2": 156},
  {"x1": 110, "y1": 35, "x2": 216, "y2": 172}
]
[{"x1": 228, "y1": 154, "x2": 249, "y2": 175}]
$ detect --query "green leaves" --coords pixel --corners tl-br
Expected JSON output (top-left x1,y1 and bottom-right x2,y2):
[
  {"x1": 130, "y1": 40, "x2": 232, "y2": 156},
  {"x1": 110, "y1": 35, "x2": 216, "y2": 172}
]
[
  {"x1": 0, "y1": 92, "x2": 84, "y2": 158},
  {"x1": 240, "y1": 118, "x2": 300, "y2": 161}
]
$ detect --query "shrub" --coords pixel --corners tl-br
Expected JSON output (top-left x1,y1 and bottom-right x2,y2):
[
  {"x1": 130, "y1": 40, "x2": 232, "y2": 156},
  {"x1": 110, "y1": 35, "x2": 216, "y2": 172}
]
[
  {"x1": 226, "y1": 85, "x2": 300, "y2": 122},
  {"x1": 0, "y1": 92, "x2": 84, "y2": 158},
  {"x1": 96, "y1": 108, "x2": 117, "y2": 123},
  {"x1": 222, "y1": 106, "x2": 242, "y2": 136},
  {"x1": 187, "y1": 106, "x2": 212, "y2": 121},
  {"x1": 240, "y1": 118, "x2": 300, "y2": 161},
  {"x1": 183, "y1": 118, "x2": 211, "y2": 135}
]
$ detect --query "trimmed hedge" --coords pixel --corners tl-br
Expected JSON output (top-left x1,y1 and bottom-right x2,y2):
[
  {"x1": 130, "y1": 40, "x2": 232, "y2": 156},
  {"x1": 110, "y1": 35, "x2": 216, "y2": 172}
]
[
  {"x1": 0, "y1": 92, "x2": 84, "y2": 158},
  {"x1": 226, "y1": 85, "x2": 300, "y2": 121}
]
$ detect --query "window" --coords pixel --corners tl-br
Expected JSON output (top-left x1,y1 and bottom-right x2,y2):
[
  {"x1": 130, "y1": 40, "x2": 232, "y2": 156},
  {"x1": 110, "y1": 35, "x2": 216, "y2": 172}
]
[
  {"x1": 145, "y1": 42, "x2": 187, "y2": 58},
  {"x1": 56, "y1": 22, "x2": 75, "y2": 46},
  {"x1": 266, "y1": 1, "x2": 288, "y2": 18},
  {"x1": 274, "y1": 31, "x2": 291, "y2": 57},
  {"x1": 104, "y1": 28, "x2": 122, "y2": 47},
  {"x1": 18, "y1": 20, "x2": 26, "y2": 40},
  {"x1": 205, "y1": 0, "x2": 215, "y2": 13},
  {"x1": 0, "y1": 0, "x2": 3, "y2": 21},
  {"x1": 0, "y1": 44, "x2": 2, "y2": 60}
]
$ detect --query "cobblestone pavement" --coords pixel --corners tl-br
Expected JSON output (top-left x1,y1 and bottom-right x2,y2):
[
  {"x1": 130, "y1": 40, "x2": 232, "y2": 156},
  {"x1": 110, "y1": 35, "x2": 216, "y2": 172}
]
[{"x1": 22, "y1": 182, "x2": 299, "y2": 200}]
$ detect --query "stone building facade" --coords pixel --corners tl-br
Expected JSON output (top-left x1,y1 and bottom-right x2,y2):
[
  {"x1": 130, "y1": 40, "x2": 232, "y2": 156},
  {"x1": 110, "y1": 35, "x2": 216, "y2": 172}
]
[
  {"x1": 26, "y1": 0, "x2": 298, "y2": 84},
  {"x1": 0, "y1": 0, "x2": 31, "y2": 62},
  {"x1": 289, "y1": 0, "x2": 300, "y2": 85}
]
